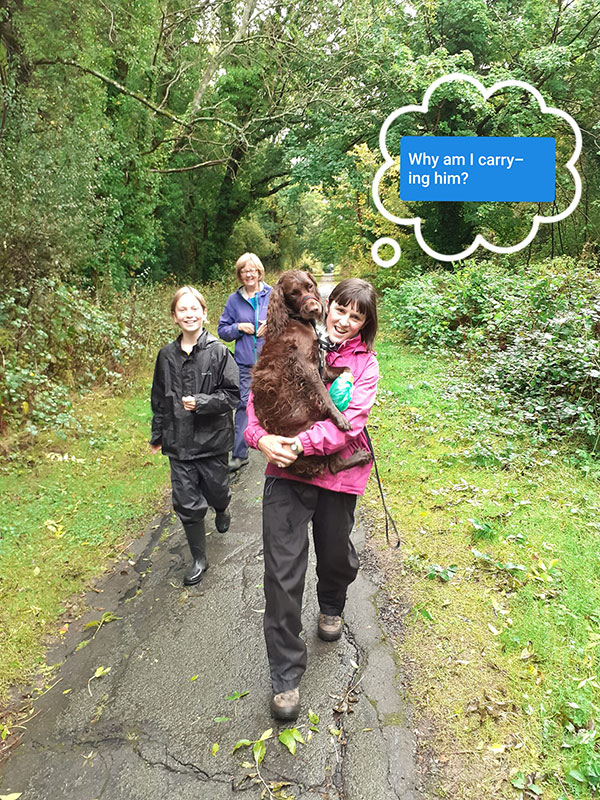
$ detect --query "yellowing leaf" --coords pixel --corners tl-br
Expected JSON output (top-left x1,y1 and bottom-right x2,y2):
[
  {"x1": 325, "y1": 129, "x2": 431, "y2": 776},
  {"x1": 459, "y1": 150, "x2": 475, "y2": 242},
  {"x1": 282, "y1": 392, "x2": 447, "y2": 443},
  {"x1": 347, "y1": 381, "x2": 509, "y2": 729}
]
[
  {"x1": 488, "y1": 623, "x2": 500, "y2": 636},
  {"x1": 488, "y1": 743, "x2": 506, "y2": 754},
  {"x1": 93, "y1": 665, "x2": 111, "y2": 678},
  {"x1": 520, "y1": 641, "x2": 535, "y2": 660},
  {"x1": 211, "y1": 742, "x2": 219, "y2": 756},
  {"x1": 1, "y1": 794, "x2": 23, "y2": 800}
]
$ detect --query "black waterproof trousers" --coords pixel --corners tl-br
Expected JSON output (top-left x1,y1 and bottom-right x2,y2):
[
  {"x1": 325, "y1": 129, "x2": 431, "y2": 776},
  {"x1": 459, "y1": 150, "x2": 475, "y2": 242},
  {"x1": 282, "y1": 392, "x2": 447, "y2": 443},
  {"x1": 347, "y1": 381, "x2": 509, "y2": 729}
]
[
  {"x1": 169, "y1": 454, "x2": 230, "y2": 525},
  {"x1": 262, "y1": 476, "x2": 359, "y2": 693}
]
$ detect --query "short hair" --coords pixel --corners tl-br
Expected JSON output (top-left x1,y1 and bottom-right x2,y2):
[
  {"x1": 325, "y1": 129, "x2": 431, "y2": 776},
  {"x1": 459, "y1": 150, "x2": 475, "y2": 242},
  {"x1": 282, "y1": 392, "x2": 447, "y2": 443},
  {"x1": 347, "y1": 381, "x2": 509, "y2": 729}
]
[
  {"x1": 328, "y1": 278, "x2": 378, "y2": 350},
  {"x1": 235, "y1": 252, "x2": 265, "y2": 284},
  {"x1": 170, "y1": 286, "x2": 207, "y2": 315}
]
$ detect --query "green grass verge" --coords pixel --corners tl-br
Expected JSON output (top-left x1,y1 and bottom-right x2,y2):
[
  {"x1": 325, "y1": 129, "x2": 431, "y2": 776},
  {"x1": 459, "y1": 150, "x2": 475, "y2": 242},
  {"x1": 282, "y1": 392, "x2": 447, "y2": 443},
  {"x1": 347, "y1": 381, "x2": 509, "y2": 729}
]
[
  {"x1": 368, "y1": 335, "x2": 600, "y2": 800},
  {"x1": 0, "y1": 373, "x2": 170, "y2": 702}
]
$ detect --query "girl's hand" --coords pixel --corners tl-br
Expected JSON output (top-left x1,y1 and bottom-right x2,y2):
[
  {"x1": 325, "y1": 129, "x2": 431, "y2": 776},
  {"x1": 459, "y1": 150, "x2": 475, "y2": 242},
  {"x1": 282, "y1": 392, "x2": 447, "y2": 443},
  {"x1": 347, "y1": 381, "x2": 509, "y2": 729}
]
[
  {"x1": 238, "y1": 322, "x2": 255, "y2": 335},
  {"x1": 182, "y1": 395, "x2": 196, "y2": 411},
  {"x1": 256, "y1": 321, "x2": 267, "y2": 338},
  {"x1": 257, "y1": 434, "x2": 299, "y2": 468},
  {"x1": 150, "y1": 443, "x2": 161, "y2": 455}
]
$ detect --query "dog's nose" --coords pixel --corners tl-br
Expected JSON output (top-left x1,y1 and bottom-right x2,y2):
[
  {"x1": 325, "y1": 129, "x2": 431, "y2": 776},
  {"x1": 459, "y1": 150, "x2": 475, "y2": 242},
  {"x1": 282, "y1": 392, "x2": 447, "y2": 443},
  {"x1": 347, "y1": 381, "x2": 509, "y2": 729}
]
[{"x1": 301, "y1": 297, "x2": 322, "y2": 316}]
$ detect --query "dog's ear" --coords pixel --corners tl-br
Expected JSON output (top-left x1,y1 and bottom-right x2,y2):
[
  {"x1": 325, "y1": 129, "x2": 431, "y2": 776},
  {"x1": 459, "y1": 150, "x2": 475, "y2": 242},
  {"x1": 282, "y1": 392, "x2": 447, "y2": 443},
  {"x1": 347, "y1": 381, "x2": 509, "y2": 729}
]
[{"x1": 266, "y1": 281, "x2": 289, "y2": 339}]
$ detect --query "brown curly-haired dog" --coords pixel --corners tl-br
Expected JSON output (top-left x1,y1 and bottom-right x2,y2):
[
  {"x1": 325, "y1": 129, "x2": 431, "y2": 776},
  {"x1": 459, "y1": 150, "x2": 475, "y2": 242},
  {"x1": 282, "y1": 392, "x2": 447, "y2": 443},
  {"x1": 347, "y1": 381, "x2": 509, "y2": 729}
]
[{"x1": 251, "y1": 270, "x2": 371, "y2": 478}]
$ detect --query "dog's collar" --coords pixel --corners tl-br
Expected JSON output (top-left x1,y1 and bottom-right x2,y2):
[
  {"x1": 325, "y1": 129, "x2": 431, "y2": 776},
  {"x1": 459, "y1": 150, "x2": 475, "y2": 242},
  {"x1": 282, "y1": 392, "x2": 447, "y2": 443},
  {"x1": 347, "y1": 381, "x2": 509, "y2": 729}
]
[{"x1": 299, "y1": 292, "x2": 322, "y2": 307}]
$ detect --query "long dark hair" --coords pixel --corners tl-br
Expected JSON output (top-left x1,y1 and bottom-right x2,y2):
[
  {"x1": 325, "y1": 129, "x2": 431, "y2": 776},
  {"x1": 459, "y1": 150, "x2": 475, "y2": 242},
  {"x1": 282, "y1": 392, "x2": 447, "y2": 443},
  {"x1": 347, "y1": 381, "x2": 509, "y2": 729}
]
[{"x1": 328, "y1": 278, "x2": 378, "y2": 350}]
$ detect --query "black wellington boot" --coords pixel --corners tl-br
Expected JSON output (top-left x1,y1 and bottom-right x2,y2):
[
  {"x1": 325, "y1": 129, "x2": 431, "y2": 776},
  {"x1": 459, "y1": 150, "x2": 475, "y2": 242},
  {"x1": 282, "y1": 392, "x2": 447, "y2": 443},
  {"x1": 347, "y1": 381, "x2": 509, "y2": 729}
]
[{"x1": 183, "y1": 520, "x2": 209, "y2": 585}]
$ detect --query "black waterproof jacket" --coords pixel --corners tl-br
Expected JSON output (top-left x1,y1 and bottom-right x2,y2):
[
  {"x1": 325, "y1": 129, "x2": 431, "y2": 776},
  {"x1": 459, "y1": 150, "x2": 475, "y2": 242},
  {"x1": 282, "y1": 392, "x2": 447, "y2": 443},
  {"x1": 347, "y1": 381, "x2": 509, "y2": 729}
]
[{"x1": 150, "y1": 330, "x2": 240, "y2": 460}]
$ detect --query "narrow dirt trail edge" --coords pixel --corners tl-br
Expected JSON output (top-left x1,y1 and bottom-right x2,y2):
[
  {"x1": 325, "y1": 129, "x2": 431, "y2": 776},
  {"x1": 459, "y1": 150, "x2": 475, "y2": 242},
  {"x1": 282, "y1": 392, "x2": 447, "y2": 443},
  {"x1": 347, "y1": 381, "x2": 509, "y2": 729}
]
[{"x1": 0, "y1": 450, "x2": 420, "y2": 799}]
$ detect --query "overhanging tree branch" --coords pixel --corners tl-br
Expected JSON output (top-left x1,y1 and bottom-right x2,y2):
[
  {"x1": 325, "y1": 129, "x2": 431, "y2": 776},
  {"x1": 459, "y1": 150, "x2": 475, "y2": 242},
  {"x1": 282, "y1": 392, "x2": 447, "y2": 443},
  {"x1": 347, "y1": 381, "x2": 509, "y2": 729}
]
[
  {"x1": 150, "y1": 158, "x2": 227, "y2": 173},
  {"x1": 185, "y1": 0, "x2": 257, "y2": 118},
  {"x1": 34, "y1": 57, "x2": 193, "y2": 127},
  {"x1": 33, "y1": 57, "x2": 245, "y2": 136}
]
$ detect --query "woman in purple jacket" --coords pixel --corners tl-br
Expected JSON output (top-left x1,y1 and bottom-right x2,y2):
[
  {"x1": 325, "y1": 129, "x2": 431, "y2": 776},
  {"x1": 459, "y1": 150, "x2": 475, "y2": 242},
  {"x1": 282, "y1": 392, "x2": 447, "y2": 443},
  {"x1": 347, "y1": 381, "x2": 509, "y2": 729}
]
[
  {"x1": 218, "y1": 253, "x2": 272, "y2": 472},
  {"x1": 245, "y1": 278, "x2": 379, "y2": 720}
]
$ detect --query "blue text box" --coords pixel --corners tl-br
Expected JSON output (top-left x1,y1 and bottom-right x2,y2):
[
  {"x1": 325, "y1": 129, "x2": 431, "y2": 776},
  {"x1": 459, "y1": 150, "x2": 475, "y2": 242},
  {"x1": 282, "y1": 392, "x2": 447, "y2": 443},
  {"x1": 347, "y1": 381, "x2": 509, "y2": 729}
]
[{"x1": 399, "y1": 136, "x2": 555, "y2": 202}]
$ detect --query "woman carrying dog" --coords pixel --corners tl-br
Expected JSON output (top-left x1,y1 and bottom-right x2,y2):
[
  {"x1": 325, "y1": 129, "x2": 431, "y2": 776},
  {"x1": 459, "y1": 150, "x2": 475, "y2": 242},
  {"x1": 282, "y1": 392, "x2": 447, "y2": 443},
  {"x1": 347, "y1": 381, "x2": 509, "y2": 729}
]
[
  {"x1": 218, "y1": 253, "x2": 272, "y2": 472},
  {"x1": 245, "y1": 277, "x2": 379, "y2": 720}
]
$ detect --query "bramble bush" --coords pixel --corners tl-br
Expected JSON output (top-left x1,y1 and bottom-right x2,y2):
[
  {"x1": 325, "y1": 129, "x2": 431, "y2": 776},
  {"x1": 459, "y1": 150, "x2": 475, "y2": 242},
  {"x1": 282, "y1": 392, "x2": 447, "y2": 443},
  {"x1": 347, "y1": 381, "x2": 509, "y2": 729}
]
[
  {"x1": 383, "y1": 258, "x2": 600, "y2": 446},
  {"x1": 0, "y1": 280, "x2": 175, "y2": 437}
]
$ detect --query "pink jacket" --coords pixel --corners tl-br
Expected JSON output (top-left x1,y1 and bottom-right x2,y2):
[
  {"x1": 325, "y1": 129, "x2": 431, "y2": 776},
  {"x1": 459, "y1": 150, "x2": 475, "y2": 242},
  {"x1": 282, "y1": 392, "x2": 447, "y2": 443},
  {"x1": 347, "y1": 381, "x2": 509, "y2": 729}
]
[{"x1": 245, "y1": 334, "x2": 379, "y2": 495}]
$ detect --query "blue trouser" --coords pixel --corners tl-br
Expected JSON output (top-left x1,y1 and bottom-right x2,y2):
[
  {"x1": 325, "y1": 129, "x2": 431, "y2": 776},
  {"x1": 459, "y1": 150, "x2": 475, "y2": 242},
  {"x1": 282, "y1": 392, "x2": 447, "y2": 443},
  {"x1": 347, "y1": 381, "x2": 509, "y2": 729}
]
[{"x1": 233, "y1": 363, "x2": 252, "y2": 459}]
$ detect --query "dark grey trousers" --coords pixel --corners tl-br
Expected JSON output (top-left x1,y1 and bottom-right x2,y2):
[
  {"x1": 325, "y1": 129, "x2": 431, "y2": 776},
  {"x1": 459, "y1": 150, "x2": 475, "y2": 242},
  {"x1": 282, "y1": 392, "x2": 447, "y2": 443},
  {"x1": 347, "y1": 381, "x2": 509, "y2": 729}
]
[
  {"x1": 169, "y1": 455, "x2": 230, "y2": 526},
  {"x1": 262, "y1": 477, "x2": 359, "y2": 693}
]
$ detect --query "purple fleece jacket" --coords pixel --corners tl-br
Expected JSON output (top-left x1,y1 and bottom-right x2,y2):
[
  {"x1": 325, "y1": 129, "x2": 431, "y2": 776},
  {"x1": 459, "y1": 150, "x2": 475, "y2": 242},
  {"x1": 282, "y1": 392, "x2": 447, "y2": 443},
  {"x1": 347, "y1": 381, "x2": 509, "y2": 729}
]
[
  {"x1": 217, "y1": 284, "x2": 272, "y2": 367},
  {"x1": 245, "y1": 334, "x2": 379, "y2": 495}
]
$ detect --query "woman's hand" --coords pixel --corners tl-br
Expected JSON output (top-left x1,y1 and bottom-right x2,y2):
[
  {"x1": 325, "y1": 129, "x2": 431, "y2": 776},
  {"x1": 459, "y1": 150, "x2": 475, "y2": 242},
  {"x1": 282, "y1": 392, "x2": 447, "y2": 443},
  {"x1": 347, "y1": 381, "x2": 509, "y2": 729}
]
[
  {"x1": 150, "y1": 443, "x2": 162, "y2": 455},
  {"x1": 256, "y1": 321, "x2": 267, "y2": 338},
  {"x1": 238, "y1": 322, "x2": 255, "y2": 335},
  {"x1": 182, "y1": 395, "x2": 196, "y2": 411},
  {"x1": 257, "y1": 434, "x2": 299, "y2": 468}
]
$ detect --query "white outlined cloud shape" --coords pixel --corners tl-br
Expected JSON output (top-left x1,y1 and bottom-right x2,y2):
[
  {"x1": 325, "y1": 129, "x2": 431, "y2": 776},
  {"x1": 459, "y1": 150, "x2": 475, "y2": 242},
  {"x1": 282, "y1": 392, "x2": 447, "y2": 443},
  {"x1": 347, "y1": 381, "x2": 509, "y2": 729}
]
[{"x1": 372, "y1": 73, "x2": 582, "y2": 263}]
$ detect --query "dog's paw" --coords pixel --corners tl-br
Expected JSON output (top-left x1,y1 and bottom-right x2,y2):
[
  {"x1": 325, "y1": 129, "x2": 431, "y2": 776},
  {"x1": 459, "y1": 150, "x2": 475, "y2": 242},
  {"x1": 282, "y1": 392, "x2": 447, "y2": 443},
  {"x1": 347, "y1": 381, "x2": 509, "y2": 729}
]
[{"x1": 333, "y1": 414, "x2": 352, "y2": 431}]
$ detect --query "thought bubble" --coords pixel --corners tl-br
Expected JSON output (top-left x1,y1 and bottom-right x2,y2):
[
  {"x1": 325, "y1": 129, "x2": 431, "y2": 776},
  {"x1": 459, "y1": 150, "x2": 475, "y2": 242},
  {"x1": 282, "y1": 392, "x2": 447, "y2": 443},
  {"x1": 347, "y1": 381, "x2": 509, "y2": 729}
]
[{"x1": 372, "y1": 73, "x2": 582, "y2": 263}]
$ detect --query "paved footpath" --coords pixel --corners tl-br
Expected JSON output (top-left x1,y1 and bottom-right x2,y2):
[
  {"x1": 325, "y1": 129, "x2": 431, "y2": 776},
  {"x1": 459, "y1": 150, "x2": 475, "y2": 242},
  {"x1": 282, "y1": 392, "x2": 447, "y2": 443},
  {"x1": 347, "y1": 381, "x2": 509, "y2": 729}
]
[{"x1": 0, "y1": 450, "x2": 421, "y2": 800}]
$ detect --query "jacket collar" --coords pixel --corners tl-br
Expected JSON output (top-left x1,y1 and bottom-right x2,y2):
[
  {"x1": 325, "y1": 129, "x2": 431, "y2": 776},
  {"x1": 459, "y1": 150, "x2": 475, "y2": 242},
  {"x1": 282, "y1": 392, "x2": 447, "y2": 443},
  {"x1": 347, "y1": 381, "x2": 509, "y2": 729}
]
[
  {"x1": 335, "y1": 334, "x2": 369, "y2": 357},
  {"x1": 176, "y1": 329, "x2": 212, "y2": 351},
  {"x1": 239, "y1": 282, "x2": 270, "y2": 301}
]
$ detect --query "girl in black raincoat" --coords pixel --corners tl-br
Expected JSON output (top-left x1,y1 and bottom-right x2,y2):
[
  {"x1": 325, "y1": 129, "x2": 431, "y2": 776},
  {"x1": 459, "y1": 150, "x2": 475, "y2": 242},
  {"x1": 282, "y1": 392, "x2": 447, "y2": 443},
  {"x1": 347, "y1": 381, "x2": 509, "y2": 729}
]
[{"x1": 150, "y1": 286, "x2": 240, "y2": 585}]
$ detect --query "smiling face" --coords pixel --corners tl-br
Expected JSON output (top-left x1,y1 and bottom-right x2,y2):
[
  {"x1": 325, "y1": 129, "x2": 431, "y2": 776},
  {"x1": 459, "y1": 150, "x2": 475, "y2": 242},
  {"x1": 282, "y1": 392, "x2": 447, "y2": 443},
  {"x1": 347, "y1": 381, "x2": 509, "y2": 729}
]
[
  {"x1": 325, "y1": 300, "x2": 367, "y2": 345},
  {"x1": 172, "y1": 291, "x2": 207, "y2": 336},
  {"x1": 240, "y1": 265, "x2": 260, "y2": 292}
]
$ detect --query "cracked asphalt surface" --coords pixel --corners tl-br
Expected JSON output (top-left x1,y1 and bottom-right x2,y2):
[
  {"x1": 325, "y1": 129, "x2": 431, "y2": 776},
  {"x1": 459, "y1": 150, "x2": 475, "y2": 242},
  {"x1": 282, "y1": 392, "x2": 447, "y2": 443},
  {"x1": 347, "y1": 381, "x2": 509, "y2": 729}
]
[{"x1": 1, "y1": 418, "x2": 420, "y2": 800}]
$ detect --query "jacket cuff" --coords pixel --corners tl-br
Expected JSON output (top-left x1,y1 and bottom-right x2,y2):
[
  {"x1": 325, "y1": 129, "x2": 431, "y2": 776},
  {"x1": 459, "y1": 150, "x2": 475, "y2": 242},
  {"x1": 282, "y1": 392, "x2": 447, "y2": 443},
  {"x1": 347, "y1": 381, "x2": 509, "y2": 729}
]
[
  {"x1": 297, "y1": 432, "x2": 316, "y2": 456},
  {"x1": 245, "y1": 423, "x2": 268, "y2": 449}
]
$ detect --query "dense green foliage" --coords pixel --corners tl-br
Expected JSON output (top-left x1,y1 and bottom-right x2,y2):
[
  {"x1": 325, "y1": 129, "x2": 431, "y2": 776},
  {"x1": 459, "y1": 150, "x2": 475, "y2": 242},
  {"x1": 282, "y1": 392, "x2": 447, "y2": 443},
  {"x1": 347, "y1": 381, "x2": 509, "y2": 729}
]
[
  {"x1": 0, "y1": 282, "x2": 173, "y2": 436},
  {"x1": 0, "y1": 279, "x2": 236, "y2": 438},
  {"x1": 0, "y1": 0, "x2": 599, "y2": 435},
  {"x1": 384, "y1": 258, "x2": 600, "y2": 448},
  {"x1": 1, "y1": 0, "x2": 599, "y2": 289}
]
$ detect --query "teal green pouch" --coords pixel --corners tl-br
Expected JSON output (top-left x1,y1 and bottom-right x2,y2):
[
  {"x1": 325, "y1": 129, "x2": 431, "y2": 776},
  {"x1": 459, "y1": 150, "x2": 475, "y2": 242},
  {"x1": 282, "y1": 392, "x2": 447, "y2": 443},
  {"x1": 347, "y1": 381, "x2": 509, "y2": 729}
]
[{"x1": 328, "y1": 372, "x2": 354, "y2": 411}]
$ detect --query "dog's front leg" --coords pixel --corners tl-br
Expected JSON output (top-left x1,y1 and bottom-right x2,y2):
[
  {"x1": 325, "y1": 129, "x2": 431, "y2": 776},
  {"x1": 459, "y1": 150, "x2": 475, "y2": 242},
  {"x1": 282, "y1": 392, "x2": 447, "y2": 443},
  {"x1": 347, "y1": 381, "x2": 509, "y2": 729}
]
[
  {"x1": 300, "y1": 358, "x2": 352, "y2": 431},
  {"x1": 321, "y1": 363, "x2": 349, "y2": 383}
]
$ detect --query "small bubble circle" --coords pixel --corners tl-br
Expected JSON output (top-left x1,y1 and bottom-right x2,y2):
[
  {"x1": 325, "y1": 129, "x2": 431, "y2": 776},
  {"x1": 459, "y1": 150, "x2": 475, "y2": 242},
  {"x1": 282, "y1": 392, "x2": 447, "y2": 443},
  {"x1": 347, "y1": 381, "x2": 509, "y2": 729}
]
[{"x1": 371, "y1": 237, "x2": 401, "y2": 269}]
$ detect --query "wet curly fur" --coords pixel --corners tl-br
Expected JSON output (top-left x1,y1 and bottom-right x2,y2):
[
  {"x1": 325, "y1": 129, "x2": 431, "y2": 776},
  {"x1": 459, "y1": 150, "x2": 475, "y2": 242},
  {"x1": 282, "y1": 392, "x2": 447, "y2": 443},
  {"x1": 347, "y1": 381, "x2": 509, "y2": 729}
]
[{"x1": 251, "y1": 270, "x2": 371, "y2": 479}]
